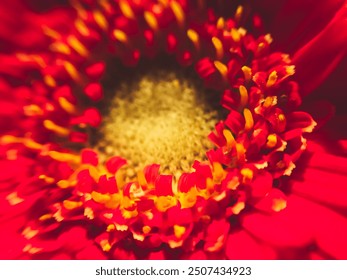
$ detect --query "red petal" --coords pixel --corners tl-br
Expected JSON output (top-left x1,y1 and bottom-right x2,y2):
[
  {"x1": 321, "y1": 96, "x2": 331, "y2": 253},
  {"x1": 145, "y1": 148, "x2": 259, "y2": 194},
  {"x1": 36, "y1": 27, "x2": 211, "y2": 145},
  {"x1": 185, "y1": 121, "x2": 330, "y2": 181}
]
[
  {"x1": 105, "y1": 156, "x2": 127, "y2": 174},
  {"x1": 144, "y1": 164, "x2": 160, "y2": 185},
  {"x1": 293, "y1": 2, "x2": 347, "y2": 96},
  {"x1": 85, "y1": 62, "x2": 105, "y2": 80},
  {"x1": 76, "y1": 169, "x2": 95, "y2": 193},
  {"x1": 306, "y1": 147, "x2": 347, "y2": 175},
  {"x1": 81, "y1": 149, "x2": 98, "y2": 166},
  {"x1": 97, "y1": 175, "x2": 118, "y2": 194},
  {"x1": 155, "y1": 175, "x2": 173, "y2": 196},
  {"x1": 291, "y1": 168, "x2": 347, "y2": 209},
  {"x1": 249, "y1": 171, "x2": 273, "y2": 198},
  {"x1": 84, "y1": 83, "x2": 104, "y2": 101},
  {"x1": 75, "y1": 245, "x2": 107, "y2": 260},
  {"x1": 226, "y1": 230, "x2": 277, "y2": 260},
  {"x1": 243, "y1": 196, "x2": 314, "y2": 247}
]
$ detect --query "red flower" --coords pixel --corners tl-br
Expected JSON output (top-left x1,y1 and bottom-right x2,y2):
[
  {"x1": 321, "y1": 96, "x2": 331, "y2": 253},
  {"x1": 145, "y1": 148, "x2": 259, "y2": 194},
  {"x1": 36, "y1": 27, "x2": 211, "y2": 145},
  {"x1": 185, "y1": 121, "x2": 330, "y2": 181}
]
[{"x1": 0, "y1": 0, "x2": 346, "y2": 260}]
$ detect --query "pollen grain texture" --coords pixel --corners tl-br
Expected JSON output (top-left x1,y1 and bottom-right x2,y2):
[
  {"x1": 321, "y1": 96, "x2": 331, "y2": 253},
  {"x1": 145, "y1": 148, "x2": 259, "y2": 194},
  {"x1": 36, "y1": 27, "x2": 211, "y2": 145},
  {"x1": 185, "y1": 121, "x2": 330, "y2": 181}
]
[{"x1": 96, "y1": 70, "x2": 220, "y2": 179}]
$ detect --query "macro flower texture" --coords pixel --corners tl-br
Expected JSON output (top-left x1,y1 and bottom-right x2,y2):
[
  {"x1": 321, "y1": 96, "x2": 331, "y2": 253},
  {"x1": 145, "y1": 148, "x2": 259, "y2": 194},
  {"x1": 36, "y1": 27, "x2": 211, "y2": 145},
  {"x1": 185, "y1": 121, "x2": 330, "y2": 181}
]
[{"x1": 0, "y1": 0, "x2": 346, "y2": 260}]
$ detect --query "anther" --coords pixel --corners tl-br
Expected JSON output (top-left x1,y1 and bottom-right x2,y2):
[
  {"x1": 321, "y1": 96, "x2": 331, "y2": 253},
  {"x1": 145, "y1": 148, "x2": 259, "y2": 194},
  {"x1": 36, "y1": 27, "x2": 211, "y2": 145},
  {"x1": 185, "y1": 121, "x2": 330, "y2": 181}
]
[
  {"x1": 43, "y1": 120, "x2": 70, "y2": 136},
  {"x1": 119, "y1": 0, "x2": 135, "y2": 19},
  {"x1": 235, "y1": 6, "x2": 243, "y2": 22},
  {"x1": 239, "y1": 85, "x2": 248, "y2": 108},
  {"x1": 44, "y1": 75, "x2": 57, "y2": 87},
  {"x1": 241, "y1": 66, "x2": 252, "y2": 81},
  {"x1": 170, "y1": 1, "x2": 185, "y2": 27},
  {"x1": 231, "y1": 28, "x2": 241, "y2": 42},
  {"x1": 42, "y1": 26, "x2": 61, "y2": 40},
  {"x1": 113, "y1": 29, "x2": 128, "y2": 43},
  {"x1": 216, "y1": 17, "x2": 225, "y2": 30},
  {"x1": 67, "y1": 36, "x2": 89, "y2": 57},
  {"x1": 93, "y1": 10, "x2": 109, "y2": 30},
  {"x1": 50, "y1": 42, "x2": 71, "y2": 55},
  {"x1": 62, "y1": 61, "x2": 80, "y2": 81},
  {"x1": 266, "y1": 71, "x2": 278, "y2": 87},
  {"x1": 243, "y1": 108, "x2": 254, "y2": 131},
  {"x1": 214, "y1": 61, "x2": 228, "y2": 80},
  {"x1": 75, "y1": 19, "x2": 90, "y2": 36},
  {"x1": 266, "y1": 134, "x2": 277, "y2": 148},
  {"x1": 223, "y1": 129, "x2": 235, "y2": 151},
  {"x1": 187, "y1": 29, "x2": 200, "y2": 50},
  {"x1": 58, "y1": 97, "x2": 77, "y2": 114},
  {"x1": 144, "y1": 11, "x2": 159, "y2": 31},
  {"x1": 212, "y1": 37, "x2": 224, "y2": 60}
]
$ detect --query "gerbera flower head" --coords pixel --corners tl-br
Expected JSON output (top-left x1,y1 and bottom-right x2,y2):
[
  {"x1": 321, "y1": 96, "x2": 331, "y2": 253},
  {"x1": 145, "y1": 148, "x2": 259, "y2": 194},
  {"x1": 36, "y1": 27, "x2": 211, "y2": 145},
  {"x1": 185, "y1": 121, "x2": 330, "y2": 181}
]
[{"x1": 0, "y1": 0, "x2": 325, "y2": 260}]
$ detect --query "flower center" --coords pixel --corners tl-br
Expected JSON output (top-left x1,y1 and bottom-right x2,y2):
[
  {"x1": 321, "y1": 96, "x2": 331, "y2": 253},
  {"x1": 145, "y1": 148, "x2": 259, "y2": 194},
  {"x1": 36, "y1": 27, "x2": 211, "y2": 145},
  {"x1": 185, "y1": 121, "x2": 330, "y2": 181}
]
[{"x1": 94, "y1": 65, "x2": 224, "y2": 179}]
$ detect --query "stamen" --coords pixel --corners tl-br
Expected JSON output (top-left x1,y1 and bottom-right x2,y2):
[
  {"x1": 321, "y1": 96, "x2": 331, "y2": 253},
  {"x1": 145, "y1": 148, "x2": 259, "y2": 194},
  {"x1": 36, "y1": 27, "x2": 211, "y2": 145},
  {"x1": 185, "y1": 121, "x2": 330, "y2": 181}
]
[
  {"x1": 57, "y1": 179, "x2": 76, "y2": 188},
  {"x1": 174, "y1": 225, "x2": 186, "y2": 239},
  {"x1": 241, "y1": 66, "x2": 252, "y2": 81},
  {"x1": 100, "y1": 240, "x2": 112, "y2": 252},
  {"x1": 266, "y1": 71, "x2": 278, "y2": 87},
  {"x1": 187, "y1": 29, "x2": 200, "y2": 50},
  {"x1": 223, "y1": 129, "x2": 235, "y2": 151},
  {"x1": 170, "y1": 1, "x2": 185, "y2": 27},
  {"x1": 283, "y1": 161, "x2": 296, "y2": 176},
  {"x1": 155, "y1": 196, "x2": 177, "y2": 212},
  {"x1": 39, "y1": 214, "x2": 53, "y2": 221},
  {"x1": 23, "y1": 245, "x2": 42, "y2": 254},
  {"x1": 266, "y1": 134, "x2": 277, "y2": 148},
  {"x1": 264, "y1": 34, "x2": 273, "y2": 44},
  {"x1": 43, "y1": 120, "x2": 70, "y2": 136},
  {"x1": 23, "y1": 104, "x2": 44, "y2": 116},
  {"x1": 243, "y1": 108, "x2": 254, "y2": 131},
  {"x1": 113, "y1": 29, "x2": 128, "y2": 43},
  {"x1": 93, "y1": 10, "x2": 109, "y2": 30},
  {"x1": 235, "y1": 143, "x2": 246, "y2": 163},
  {"x1": 227, "y1": 177, "x2": 239, "y2": 190},
  {"x1": 212, "y1": 37, "x2": 224, "y2": 60},
  {"x1": 216, "y1": 17, "x2": 225, "y2": 30},
  {"x1": 235, "y1": 5, "x2": 243, "y2": 22},
  {"x1": 67, "y1": 36, "x2": 89, "y2": 57},
  {"x1": 212, "y1": 162, "x2": 226, "y2": 183},
  {"x1": 264, "y1": 96, "x2": 277, "y2": 108},
  {"x1": 84, "y1": 207, "x2": 94, "y2": 219},
  {"x1": 61, "y1": 61, "x2": 80, "y2": 81},
  {"x1": 144, "y1": 11, "x2": 159, "y2": 31},
  {"x1": 214, "y1": 61, "x2": 228, "y2": 80},
  {"x1": 231, "y1": 28, "x2": 241, "y2": 42},
  {"x1": 6, "y1": 192, "x2": 24, "y2": 205},
  {"x1": 137, "y1": 170, "x2": 147, "y2": 186},
  {"x1": 50, "y1": 42, "x2": 71, "y2": 55},
  {"x1": 70, "y1": 0, "x2": 88, "y2": 20},
  {"x1": 106, "y1": 224, "x2": 115, "y2": 232},
  {"x1": 44, "y1": 75, "x2": 57, "y2": 87},
  {"x1": 39, "y1": 174, "x2": 55, "y2": 184},
  {"x1": 1, "y1": 135, "x2": 43, "y2": 150},
  {"x1": 272, "y1": 198, "x2": 287, "y2": 212},
  {"x1": 119, "y1": 0, "x2": 135, "y2": 19},
  {"x1": 48, "y1": 151, "x2": 80, "y2": 163},
  {"x1": 99, "y1": 0, "x2": 112, "y2": 13},
  {"x1": 75, "y1": 19, "x2": 90, "y2": 36},
  {"x1": 285, "y1": 65, "x2": 295, "y2": 76},
  {"x1": 239, "y1": 85, "x2": 248, "y2": 108},
  {"x1": 42, "y1": 26, "x2": 61, "y2": 40},
  {"x1": 142, "y1": 225, "x2": 151, "y2": 234},
  {"x1": 241, "y1": 168, "x2": 253, "y2": 183},
  {"x1": 58, "y1": 97, "x2": 77, "y2": 114},
  {"x1": 231, "y1": 201, "x2": 245, "y2": 215},
  {"x1": 63, "y1": 200, "x2": 83, "y2": 210}
]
